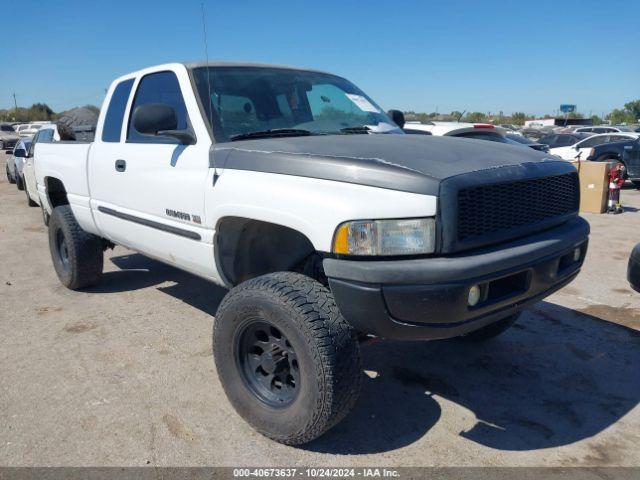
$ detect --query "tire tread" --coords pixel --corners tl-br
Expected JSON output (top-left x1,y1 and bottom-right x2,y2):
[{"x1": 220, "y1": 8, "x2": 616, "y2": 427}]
[
  {"x1": 49, "y1": 205, "x2": 103, "y2": 290},
  {"x1": 214, "y1": 272, "x2": 362, "y2": 445}
]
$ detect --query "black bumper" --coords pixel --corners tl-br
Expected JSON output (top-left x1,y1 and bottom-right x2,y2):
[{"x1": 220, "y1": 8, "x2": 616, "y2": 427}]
[{"x1": 324, "y1": 217, "x2": 590, "y2": 341}]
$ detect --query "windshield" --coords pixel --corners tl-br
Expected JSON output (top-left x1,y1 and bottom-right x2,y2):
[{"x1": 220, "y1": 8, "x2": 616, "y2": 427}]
[
  {"x1": 0, "y1": 125, "x2": 15, "y2": 132},
  {"x1": 191, "y1": 66, "x2": 400, "y2": 141}
]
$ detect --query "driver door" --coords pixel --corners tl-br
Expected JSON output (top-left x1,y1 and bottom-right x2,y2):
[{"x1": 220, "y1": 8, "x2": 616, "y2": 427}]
[{"x1": 89, "y1": 68, "x2": 216, "y2": 279}]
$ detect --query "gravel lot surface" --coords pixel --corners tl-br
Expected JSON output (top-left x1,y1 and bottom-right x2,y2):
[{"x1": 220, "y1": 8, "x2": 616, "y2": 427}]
[{"x1": 1, "y1": 151, "x2": 638, "y2": 467}]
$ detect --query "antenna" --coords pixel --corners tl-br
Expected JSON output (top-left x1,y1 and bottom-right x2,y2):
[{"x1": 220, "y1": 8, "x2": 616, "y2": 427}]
[{"x1": 200, "y1": 2, "x2": 218, "y2": 184}]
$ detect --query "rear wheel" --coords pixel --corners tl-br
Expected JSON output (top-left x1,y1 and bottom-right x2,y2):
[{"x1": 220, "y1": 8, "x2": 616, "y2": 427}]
[
  {"x1": 213, "y1": 272, "x2": 362, "y2": 445},
  {"x1": 632, "y1": 181, "x2": 640, "y2": 189},
  {"x1": 48, "y1": 205, "x2": 103, "y2": 290},
  {"x1": 6, "y1": 165, "x2": 15, "y2": 184},
  {"x1": 460, "y1": 312, "x2": 521, "y2": 341}
]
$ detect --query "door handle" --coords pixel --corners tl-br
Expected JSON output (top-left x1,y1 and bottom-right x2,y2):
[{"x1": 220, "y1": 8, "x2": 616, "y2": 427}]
[{"x1": 115, "y1": 159, "x2": 126, "y2": 172}]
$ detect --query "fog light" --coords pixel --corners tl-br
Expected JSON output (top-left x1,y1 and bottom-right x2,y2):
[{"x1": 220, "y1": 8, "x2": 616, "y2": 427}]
[
  {"x1": 468, "y1": 285, "x2": 481, "y2": 307},
  {"x1": 573, "y1": 248, "x2": 581, "y2": 262}
]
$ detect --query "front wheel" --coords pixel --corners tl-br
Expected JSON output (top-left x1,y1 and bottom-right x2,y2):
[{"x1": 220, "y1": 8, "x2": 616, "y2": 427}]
[
  {"x1": 213, "y1": 272, "x2": 362, "y2": 445},
  {"x1": 16, "y1": 174, "x2": 24, "y2": 191},
  {"x1": 48, "y1": 205, "x2": 104, "y2": 290},
  {"x1": 460, "y1": 312, "x2": 521, "y2": 341}
]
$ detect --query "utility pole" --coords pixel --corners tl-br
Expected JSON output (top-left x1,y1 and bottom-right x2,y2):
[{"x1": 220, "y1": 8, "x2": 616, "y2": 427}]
[{"x1": 13, "y1": 93, "x2": 17, "y2": 112}]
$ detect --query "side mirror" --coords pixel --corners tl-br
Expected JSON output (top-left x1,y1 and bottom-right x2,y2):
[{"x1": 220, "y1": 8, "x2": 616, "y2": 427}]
[
  {"x1": 387, "y1": 109, "x2": 405, "y2": 129},
  {"x1": 13, "y1": 148, "x2": 26, "y2": 158},
  {"x1": 132, "y1": 103, "x2": 195, "y2": 145}
]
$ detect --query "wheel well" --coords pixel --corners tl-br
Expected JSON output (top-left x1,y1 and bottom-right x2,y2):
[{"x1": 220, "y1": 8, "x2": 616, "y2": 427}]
[
  {"x1": 45, "y1": 177, "x2": 69, "y2": 208},
  {"x1": 216, "y1": 217, "x2": 322, "y2": 286}
]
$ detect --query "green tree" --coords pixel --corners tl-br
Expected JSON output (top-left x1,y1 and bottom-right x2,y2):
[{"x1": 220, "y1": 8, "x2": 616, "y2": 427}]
[
  {"x1": 608, "y1": 108, "x2": 634, "y2": 125},
  {"x1": 82, "y1": 104, "x2": 100, "y2": 115},
  {"x1": 623, "y1": 99, "x2": 640, "y2": 122},
  {"x1": 511, "y1": 112, "x2": 527, "y2": 125},
  {"x1": 464, "y1": 112, "x2": 487, "y2": 123},
  {"x1": 28, "y1": 103, "x2": 55, "y2": 121}
]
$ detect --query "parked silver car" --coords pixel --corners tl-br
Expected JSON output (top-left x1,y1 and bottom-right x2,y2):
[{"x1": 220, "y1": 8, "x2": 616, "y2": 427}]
[
  {"x1": 5, "y1": 139, "x2": 31, "y2": 186},
  {"x1": 0, "y1": 124, "x2": 20, "y2": 151}
]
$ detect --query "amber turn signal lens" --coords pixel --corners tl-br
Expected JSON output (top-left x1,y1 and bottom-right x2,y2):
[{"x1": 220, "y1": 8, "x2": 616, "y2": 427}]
[{"x1": 333, "y1": 224, "x2": 350, "y2": 254}]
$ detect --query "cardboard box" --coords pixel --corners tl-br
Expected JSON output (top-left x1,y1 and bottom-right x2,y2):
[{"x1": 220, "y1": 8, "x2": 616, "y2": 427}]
[{"x1": 570, "y1": 160, "x2": 616, "y2": 214}]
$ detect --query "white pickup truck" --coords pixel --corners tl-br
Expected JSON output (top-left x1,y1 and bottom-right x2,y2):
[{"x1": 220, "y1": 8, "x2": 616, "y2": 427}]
[{"x1": 35, "y1": 62, "x2": 589, "y2": 445}]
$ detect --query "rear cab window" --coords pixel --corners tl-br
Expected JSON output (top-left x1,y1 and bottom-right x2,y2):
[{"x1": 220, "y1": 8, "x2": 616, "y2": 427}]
[{"x1": 102, "y1": 79, "x2": 134, "y2": 142}]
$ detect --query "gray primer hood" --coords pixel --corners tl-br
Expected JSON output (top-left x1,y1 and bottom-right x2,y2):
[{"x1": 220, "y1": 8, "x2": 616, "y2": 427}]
[{"x1": 211, "y1": 134, "x2": 567, "y2": 196}]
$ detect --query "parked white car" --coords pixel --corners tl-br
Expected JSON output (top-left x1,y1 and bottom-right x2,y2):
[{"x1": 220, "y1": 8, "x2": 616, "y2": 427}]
[
  {"x1": 574, "y1": 125, "x2": 635, "y2": 134},
  {"x1": 19, "y1": 124, "x2": 58, "y2": 206},
  {"x1": 549, "y1": 132, "x2": 640, "y2": 161},
  {"x1": 15, "y1": 123, "x2": 43, "y2": 138},
  {"x1": 404, "y1": 121, "x2": 509, "y2": 138},
  {"x1": 5, "y1": 139, "x2": 31, "y2": 186}
]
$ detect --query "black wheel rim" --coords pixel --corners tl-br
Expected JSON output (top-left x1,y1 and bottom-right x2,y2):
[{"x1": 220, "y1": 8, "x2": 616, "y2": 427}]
[
  {"x1": 56, "y1": 229, "x2": 70, "y2": 271},
  {"x1": 236, "y1": 320, "x2": 300, "y2": 408}
]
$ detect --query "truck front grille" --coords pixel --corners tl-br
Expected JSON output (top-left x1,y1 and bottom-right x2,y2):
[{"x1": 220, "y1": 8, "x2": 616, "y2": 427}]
[{"x1": 457, "y1": 172, "x2": 579, "y2": 242}]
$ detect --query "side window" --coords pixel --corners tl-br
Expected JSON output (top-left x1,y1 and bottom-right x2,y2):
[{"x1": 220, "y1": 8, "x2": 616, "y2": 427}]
[
  {"x1": 556, "y1": 136, "x2": 575, "y2": 147},
  {"x1": 127, "y1": 71, "x2": 189, "y2": 143},
  {"x1": 540, "y1": 135, "x2": 556, "y2": 146},
  {"x1": 102, "y1": 78, "x2": 134, "y2": 142},
  {"x1": 578, "y1": 137, "x2": 604, "y2": 148},
  {"x1": 28, "y1": 132, "x2": 39, "y2": 156},
  {"x1": 38, "y1": 128, "x2": 54, "y2": 143},
  {"x1": 610, "y1": 135, "x2": 629, "y2": 142}
]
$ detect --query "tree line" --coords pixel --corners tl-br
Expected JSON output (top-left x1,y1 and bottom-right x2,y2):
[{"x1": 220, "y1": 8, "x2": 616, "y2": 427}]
[
  {"x1": 405, "y1": 99, "x2": 640, "y2": 126},
  {"x1": 3, "y1": 99, "x2": 640, "y2": 127},
  {"x1": 0, "y1": 103, "x2": 100, "y2": 123}
]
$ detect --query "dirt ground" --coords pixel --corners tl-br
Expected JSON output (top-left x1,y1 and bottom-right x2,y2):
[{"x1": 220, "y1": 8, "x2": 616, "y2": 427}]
[{"x1": 1, "y1": 151, "x2": 639, "y2": 467}]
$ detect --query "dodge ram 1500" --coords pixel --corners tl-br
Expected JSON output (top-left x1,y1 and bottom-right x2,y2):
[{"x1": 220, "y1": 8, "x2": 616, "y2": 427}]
[{"x1": 35, "y1": 62, "x2": 589, "y2": 445}]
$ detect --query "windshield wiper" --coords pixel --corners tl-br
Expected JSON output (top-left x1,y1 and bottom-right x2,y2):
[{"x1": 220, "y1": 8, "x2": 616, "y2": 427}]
[
  {"x1": 340, "y1": 126, "x2": 371, "y2": 134},
  {"x1": 230, "y1": 128, "x2": 313, "y2": 141}
]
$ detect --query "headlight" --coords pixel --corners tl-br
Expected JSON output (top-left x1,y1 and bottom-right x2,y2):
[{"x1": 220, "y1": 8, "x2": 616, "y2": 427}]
[{"x1": 332, "y1": 218, "x2": 436, "y2": 256}]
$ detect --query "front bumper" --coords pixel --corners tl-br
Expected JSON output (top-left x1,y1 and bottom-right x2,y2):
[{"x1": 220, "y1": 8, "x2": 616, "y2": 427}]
[{"x1": 324, "y1": 217, "x2": 589, "y2": 341}]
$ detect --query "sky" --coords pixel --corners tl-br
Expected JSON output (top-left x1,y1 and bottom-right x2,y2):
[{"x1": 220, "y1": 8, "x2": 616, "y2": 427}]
[{"x1": 2, "y1": 0, "x2": 639, "y2": 117}]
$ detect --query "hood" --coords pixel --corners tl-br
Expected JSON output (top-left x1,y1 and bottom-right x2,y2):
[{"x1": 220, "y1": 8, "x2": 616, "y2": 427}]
[{"x1": 211, "y1": 134, "x2": 567, "y2": 196}]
